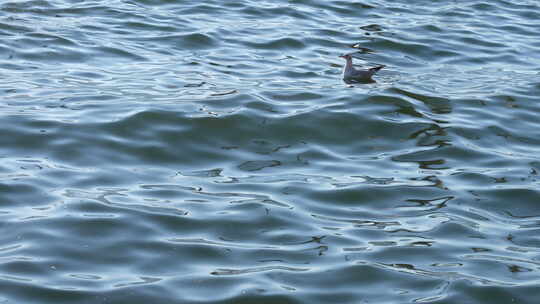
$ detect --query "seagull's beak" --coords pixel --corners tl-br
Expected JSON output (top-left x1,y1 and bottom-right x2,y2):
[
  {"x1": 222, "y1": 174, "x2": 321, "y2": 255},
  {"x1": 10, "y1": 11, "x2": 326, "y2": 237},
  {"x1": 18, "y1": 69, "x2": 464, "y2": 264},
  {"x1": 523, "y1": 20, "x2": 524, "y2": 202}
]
[{"x1": 339, "y1": 55, "x2": 346, "y2": 58}]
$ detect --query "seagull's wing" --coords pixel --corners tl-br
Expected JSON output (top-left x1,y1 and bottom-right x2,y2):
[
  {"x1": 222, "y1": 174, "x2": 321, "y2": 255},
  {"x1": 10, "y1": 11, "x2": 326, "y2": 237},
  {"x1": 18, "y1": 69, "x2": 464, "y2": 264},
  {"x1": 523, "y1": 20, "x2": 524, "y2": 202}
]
[
  {"x1": 349, "y1": 65, "x2": 385, "y2": 79},
  {"x1": 368, "y1": 65, "x2": 385, "y2": 74},
  {"x1": 349, "y1": 69, "x2": 372, "y2": 78}
]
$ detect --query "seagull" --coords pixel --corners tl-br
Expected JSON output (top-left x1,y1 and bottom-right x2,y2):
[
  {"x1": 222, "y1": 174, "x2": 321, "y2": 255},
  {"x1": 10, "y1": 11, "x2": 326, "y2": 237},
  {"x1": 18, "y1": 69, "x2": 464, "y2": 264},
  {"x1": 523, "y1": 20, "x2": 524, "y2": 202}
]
[{"x1": 339, "y1": 54, "x2": 385, "y2": 83}]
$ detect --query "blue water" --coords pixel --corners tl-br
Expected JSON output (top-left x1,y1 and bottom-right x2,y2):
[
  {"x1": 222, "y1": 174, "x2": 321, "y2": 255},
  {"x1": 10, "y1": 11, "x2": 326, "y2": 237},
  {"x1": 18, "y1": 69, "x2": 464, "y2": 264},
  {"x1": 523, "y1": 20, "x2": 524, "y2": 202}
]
[{"x1": 1, "y1": 0, "x2": 539, "y2": 303}]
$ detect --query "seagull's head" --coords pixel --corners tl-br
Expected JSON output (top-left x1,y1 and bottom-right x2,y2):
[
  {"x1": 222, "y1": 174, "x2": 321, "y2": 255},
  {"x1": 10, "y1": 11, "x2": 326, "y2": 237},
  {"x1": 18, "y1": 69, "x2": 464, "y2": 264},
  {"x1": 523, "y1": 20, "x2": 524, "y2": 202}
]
[{"x1": 339, "y1": 54, "x2": 353, "y2": 60}]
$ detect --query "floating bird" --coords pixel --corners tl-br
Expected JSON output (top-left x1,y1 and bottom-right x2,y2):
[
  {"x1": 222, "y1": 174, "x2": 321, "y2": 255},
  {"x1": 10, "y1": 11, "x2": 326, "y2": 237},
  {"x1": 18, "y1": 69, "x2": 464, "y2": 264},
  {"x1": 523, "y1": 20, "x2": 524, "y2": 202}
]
[{"x1": 339, "y1": 54, "x2": 385, "y2": 83}]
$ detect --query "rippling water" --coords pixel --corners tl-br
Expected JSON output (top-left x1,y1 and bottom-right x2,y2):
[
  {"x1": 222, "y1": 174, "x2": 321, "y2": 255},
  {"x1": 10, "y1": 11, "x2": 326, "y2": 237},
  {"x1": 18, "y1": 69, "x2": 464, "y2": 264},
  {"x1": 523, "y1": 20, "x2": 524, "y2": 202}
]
[{"x1": 1, "y1": 0, "x2": 540, "y2": 303}]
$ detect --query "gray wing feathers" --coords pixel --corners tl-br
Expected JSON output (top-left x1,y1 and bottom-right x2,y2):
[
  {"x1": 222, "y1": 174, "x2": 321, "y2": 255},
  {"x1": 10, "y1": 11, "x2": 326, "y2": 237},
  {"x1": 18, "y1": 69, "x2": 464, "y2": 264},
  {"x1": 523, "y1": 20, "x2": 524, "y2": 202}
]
[{"x1": 347, "y1": 65, "x2": 385, "y2": 79}]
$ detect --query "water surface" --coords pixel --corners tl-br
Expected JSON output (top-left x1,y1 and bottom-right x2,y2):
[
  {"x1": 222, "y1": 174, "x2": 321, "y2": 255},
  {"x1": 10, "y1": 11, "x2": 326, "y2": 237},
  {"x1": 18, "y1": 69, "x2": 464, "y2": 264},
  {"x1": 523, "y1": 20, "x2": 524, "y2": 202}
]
[{"x1": 1, "y1": 0, "x2": 540, "y2": 303}]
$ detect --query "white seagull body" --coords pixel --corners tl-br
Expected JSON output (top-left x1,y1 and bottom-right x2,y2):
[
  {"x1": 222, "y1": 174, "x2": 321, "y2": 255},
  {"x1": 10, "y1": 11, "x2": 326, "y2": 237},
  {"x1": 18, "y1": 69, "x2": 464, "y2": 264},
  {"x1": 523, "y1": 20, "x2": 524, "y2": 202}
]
[{"x1": 340, "y1": 54, "x2": 385, "y2": 83}]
